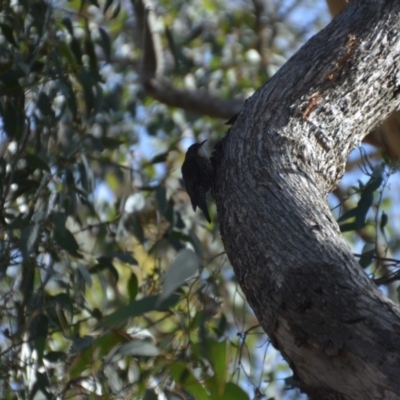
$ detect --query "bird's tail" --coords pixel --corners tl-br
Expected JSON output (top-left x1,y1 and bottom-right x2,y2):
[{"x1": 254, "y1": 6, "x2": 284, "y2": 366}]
[{"x1": 197, "y1": 198, "x2": 211, "y2": 223}]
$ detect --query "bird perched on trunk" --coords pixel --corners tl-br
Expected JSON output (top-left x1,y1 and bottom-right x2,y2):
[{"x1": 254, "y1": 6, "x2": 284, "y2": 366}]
[{"x1": 181, "y1": 140, "x2": 212, "y2": 223}]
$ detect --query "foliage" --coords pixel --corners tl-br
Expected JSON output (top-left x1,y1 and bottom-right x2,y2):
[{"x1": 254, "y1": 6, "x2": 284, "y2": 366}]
[{"x1": 0, "y1": 0, "x2": 398, "y2": 399}]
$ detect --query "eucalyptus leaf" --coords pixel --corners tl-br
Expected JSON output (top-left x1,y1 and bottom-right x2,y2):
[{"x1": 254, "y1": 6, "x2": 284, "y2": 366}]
[
  {"x1": 158, "y1": 249, "x2": 200, "y2": 304},
  {"x1": 101, "y1": 294, "x2": 180, "y2": 328}
]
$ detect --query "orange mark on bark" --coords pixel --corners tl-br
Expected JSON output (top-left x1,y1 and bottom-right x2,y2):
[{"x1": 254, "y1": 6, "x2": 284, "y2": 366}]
[
  {"x1": 326, "y1": 33, "x2": 357, "y2": 81},
  {"x1": 302, "y1": 92, "x2": 323, "y2": 120}
]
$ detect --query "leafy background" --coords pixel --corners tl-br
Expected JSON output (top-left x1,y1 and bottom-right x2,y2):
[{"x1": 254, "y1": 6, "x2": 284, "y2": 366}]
[{"x1": 0, "y1": 0, "x2": 398, "y2": 399}]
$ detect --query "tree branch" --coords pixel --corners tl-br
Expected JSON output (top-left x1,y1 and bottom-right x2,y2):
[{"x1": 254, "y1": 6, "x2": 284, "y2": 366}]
[
  {"x1": 212, "y1": 1, "x2": 400, "y2": 398},
  {"x1": 143, "y1": 78, "x2": 243, "y2": 119},
  {"x1": 131, "y1": 0, "x2": 163, "y2": 79},
  {"x1": 130, "y1": 0, "x2": 243, "y2": 120}
]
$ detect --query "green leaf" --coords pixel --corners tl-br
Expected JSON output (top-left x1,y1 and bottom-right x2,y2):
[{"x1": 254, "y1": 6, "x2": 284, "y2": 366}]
[
  {"x1": 128, "y1": 273, "x2": 138, "y2": 301},
  {"x1": 206, "y1": 376, "x2": 221, "y2": 399},
  {"x1": 143, "y1": 390, "x2": 158, "y2": 400},
  {"x1": 34, "y1": 371, "x2": 51, "y2": 397},
  {"x1": 205, "y1": 339, "x2": 227, "y2": 395},
  {"x1": 69, "y1": 349, "x2": 94, "y2": 378},
  {"x1": 20, "y1": 260, "x2": 35, "y2": 307},
  {"x1": 91, "y1": 256, "x2": 119, "y2": 284},
  {"x1": 78, "y1": 264, "x2": 93, "y2": 287},
  {"x1": 58, "y1": 79, "x2": 78, "y2": 119},
  {"x1": 189, "y1": 230, "x2": 204, "y2": 259},
  {"x1": 338, "y1": 190, "x2": 374, "y2": 231},
  {"x1": 354, "y1": 191, "x2": 373, "y2": 229},
  {"x1": 79, "y1": 0, "x2": 86, "y2": 11},
  {"x1": 64, "y1": 168, "x2": 75, "y2": 186},
  {"x1": 94, "y1": 81, "x2": 103, "y2": 112},
  {"x1": 339, "y1": 222, "x2": 357, "y2": 233},
  {"x1": 70, "y1": 331, "x2": 129, "y2": 377},
  {"x1": 53, "y1": 212, "x2": 82, "y2": 258},
  {"x1": 0, "y1": 23, "x2": 18, "y2": 48},
  {"x1": 98, "y1": 27, "x2": 111, "y2": 63},
  {"x1": 85, "y1": 38, "x2": 101, "y2": 81},
  {"x1": 7, "y1": 213, "x2": 31, "y2": 229},
  {"x1": 337, "y1": 207, "x2": 358, "y2": 223},
  {"x1": 20, "y1": 223, "x2": 40, "y2": 261},
  {"x1": 70, "y1": 38, "x2": 83, "y2": 64},
  {"x1": 103, "y1": 0, "x2": 114, "y2": 13},
  {"x1": 150, "y1": 151, "x2": 169, "y2": 164},
  {"x1": 62, "y1": 17, "x2": 74, "y2": 36},
  {"x1": 182, "y1": 24, "x2": 203, "y2": 46},
  {"x1": 53, "y1": 293, "x2": 74, "y2": 316},
  {"x1": 100, "y1": 136, "x2": 125, "y2": 149},
  {"x1": 111, "y1": 0, "x2": 121, "y2": 19},
  {"x1": 219, "y1": 383, "x2": 249, "y2": 400},
  {"x1": 55, "y1": 307, "x2": 70, "y2": 335},
  {"x1": 44, "y1": 351, "x2": 67, "y2": 362},
  {"x1": 29, "y1": 314, "x2": 49, "y2": 363},
  {"x1": 158, "y1": 249, "x2": 199, "y2": 303},
  {"x1": 60, "y1": 42, "x2": 77, "y2": 70},
  {"x1": 54, "y1": 227, "x2": 81, "y2": 257},
  {"x1": 95, "y1": 331, "x2": 129, "y2": 356},
  {"x1": 101, "y1": 294, "x2": 180, "y2": 327},
  {"x1": 215, "y1": 314, "x2": 228, "y2": 338},
  {"x1": 53, "y1": 211, "x2": 66, "y2": 232},
  {"x1": 365, "y1": 164, "x2": 384, "y2": 192},
  {"x1": 0, "y1": 69, "x2": 25, "y2": 83},
  {"x1": 127, "y1": 214, "x2": 145, "y2": 244},
  {"x1": 156, "y1": 186, "x2": 167, "y2": 214},
  {"x1": 25, "y1": 154, "x2": 50, "y2": 172},
  {"x1": 339, "y1": 166, "x2": 384, "y2": 230},
  {"x1": 70, "y1": 335, "x2": 94, "y2": 354},
  {"x1": 1, "y1": 99, "x2": 18, "y2": 138},
  {"x1": 104, "y1": 341, "x2": 159, "y2": 363},
  {"x1": 69, "y1": 336, "x2": 99, "y2": 378},
  {"x1": 359, "y1": 243, "x2": 375, "y2": 269},
  {"x1": 37, "y1": 92, "x2": 55, "y2": 118},
  {"x1": 170, "y1": 362, "x2": 210, "y2": 400},
  {"x1": 284, "y1": 375, "x2": 296, "y2": 387},
  {"x1": 110, "y1": 252, "x2": 138, "y2": 265},
  {"x1": 78, "y1": 68, "x2": 95, "y2": 117},
  {"x1": 168, "y1": 231, "x2": 191, "y2": 248},
  {"x1": 380, "y1": 211, "x2": 388, "y2": 234},
  {"x1": 83, "y1": 134, "x2": 104, "y2": 151},
  {"x1": 77, "y1": 156, "x2": 93, "y2": 193}
]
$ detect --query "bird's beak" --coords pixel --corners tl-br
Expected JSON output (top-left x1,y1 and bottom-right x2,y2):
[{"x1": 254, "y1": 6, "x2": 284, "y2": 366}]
[{"x1": 199, "y1": 139, "x2": 207, "y2": 147}]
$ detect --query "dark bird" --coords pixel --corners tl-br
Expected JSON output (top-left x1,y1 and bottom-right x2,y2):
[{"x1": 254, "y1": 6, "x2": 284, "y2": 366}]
[{"x1": 181, "y1": 140, "x2": 212, "y2": 223}]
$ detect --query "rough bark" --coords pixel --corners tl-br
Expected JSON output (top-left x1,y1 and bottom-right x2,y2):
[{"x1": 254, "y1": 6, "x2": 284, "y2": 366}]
[
  {"x1": 327, "y1": 0, "x2": 400, "y2": 160},
  {"x1": 212, "y1": 1, "x2": 400, "y2": 399}
]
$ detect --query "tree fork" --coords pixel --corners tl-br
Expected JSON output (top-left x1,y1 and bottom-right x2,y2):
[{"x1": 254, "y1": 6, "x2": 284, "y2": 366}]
[{"x1": 212, "y1": 1, "x2": 400, "y2": 399}]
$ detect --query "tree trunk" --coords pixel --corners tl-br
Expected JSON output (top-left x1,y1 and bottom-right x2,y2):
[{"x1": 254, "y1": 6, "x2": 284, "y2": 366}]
[{"x1": 212, "y1": 1, "x2": 400, "y2": 399}]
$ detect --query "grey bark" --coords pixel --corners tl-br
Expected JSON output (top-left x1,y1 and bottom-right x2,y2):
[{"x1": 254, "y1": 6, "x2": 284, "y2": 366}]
[{"x1": 212, "y1": 1, "x2": 400, "y2": 399}]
